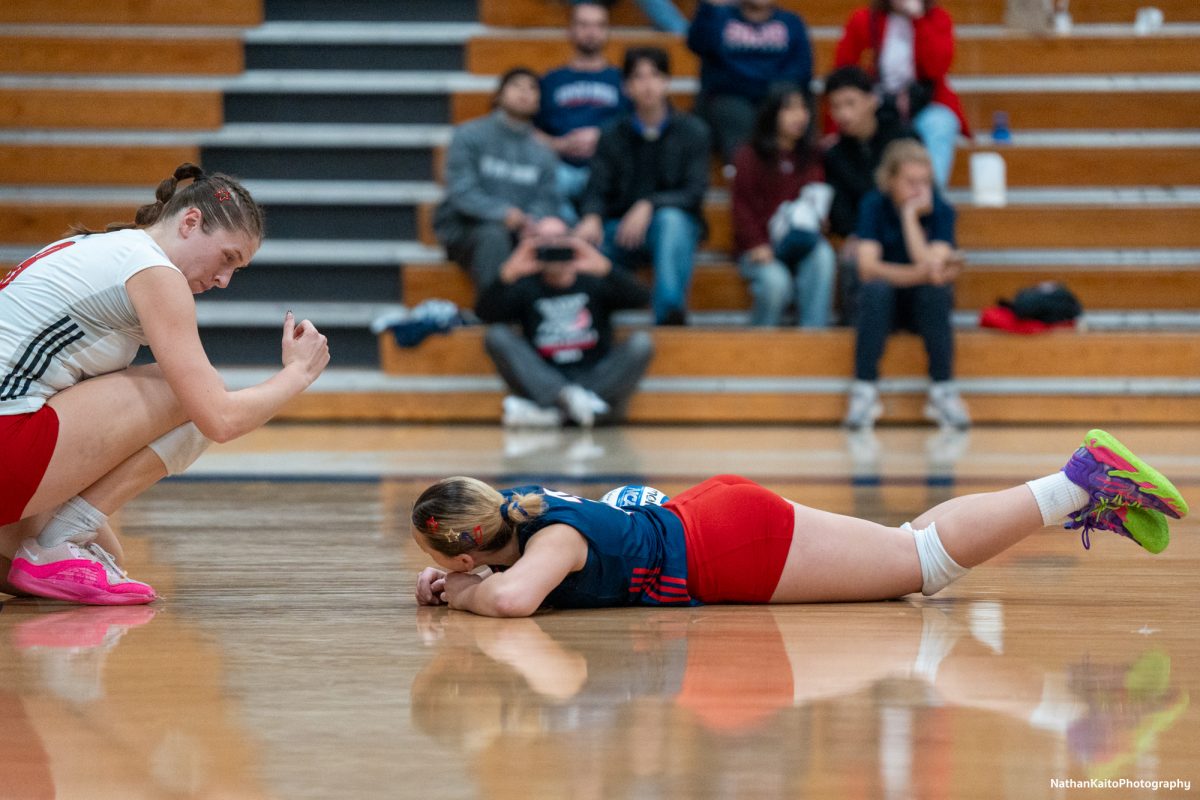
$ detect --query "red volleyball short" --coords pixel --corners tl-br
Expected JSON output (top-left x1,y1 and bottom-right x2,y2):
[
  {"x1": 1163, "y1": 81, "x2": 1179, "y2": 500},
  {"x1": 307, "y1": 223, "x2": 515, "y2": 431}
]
[
  {"x1": 0, "y1": 406, "x2": 60, "y2": 526},
  {"x1": 665, "y1": 474, "x2": 795, "y2": 604}
]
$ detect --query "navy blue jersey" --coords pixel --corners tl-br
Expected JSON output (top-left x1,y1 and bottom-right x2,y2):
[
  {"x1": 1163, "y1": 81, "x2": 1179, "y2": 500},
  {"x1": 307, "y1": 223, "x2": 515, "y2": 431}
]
[{"x1": 504, "y1": 486, "x2": 698, "y2": 608}]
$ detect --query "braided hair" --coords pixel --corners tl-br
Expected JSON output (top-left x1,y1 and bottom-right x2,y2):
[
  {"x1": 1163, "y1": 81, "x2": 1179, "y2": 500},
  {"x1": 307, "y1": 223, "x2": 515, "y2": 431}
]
[
  {"x1": 412, "y1": 477, "x2": 545, "y2": 557},
  {"x1": 70, "y1": 162, "x2": 264, "y2": 241}
]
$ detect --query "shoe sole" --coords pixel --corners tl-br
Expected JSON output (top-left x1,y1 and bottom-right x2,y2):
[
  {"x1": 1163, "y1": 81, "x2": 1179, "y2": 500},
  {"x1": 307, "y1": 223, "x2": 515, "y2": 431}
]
[
  {"x1": 844, "y1": 401, "x2": 883, "y2": 428},
  {"x1": 923, "y1": 402, "x2": 970, "y2": 429},
  {"x1": 8, "y1": 560, "x2": 155, "y2": 606},
  {"x1": 1124, "y1": 507, "x2": 1170, "y2": 554},
  {"x1": 1083, "y1": 429, "x2": 1189, "y2": 519}
]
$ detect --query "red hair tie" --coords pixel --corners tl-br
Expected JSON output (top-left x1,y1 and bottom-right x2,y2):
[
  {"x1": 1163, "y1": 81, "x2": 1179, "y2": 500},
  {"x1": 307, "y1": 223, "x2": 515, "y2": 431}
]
[
  {"x1": 426, "y1": 516, "x2": 438, "y2": 531},
  {"x1": 214, "y1": 189, "x2": 233, "y2": 203}
]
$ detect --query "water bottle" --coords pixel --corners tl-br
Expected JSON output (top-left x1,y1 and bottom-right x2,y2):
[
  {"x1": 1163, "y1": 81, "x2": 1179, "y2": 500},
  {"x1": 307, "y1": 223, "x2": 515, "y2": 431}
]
[{"x1": 991, "y1": 111, "x2": 1012, "y2": 145}]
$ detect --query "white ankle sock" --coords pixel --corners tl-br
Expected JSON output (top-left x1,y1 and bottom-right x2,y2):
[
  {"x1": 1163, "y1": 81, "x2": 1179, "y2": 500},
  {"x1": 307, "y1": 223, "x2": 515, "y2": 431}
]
[
  {"x1": 37, "y1": 496, "x2": 108, "y2": 547},
  {"x1": 1026, "y1": 472, "x2": 1090, "y2": 526}
]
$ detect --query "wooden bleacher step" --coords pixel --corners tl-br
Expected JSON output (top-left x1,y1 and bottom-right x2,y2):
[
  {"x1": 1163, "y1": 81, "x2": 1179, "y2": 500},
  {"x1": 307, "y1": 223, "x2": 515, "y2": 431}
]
[
  {"x1": 478, "y1": 0, "x2": 1200, "y2": 28},
  {"x1": 466, "y1": 34, "x2": 1200, "y2": 79},
  {"x1": 4, "y1": 35, "x2": 244, "y2": 75},
  {"x1": 0, "y1": 0, "x2": 262, "y2": 26},
  {"x1": 0, "y1": 88, "x2": 224, "y2": 131},
  {"x1": 453, "y1": 88, "x2": 1200, "y2": 131},
  {"x1": 378, "y1": 327, "x2": 1200, "y2": 379},
  {"x1": 248, "y1": 327, "x2": 1200, "y2": 424},
  {"x1": 0, "y1": 144, "x2": 201, "y2": 186},
  {"x1": 400, "y1": 262, "x2": 1200, "y2": 313}
]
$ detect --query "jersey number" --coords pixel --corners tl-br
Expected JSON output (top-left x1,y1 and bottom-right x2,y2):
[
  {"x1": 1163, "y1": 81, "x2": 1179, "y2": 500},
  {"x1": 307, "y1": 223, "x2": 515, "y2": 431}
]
[
  {"x1": 543, "y1": 489, "x2": 583, "y2": 504},
  {"x1": 0, "y1": 241, "x2": 76, "y2": 294}
]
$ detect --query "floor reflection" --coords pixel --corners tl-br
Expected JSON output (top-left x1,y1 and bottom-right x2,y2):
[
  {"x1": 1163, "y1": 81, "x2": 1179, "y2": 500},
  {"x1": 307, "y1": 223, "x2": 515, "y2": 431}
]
[
  {"x1": 410, "y1": 602, "x2": 1190, "y2": 799},
  {"x1": 0, "y1": 426, "x2": 1196, "y2": 800},
  {"x1": 0, "y1": 600, "x2": 272, "y2": 799}
]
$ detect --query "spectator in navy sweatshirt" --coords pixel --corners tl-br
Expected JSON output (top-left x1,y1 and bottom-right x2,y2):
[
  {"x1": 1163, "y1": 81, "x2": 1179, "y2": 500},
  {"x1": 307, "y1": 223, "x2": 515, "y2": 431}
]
[
  {"x1": 435, "y1": 68, "x2": 562, "y2": 294},
  {"x1": 687, "y1": 0, "x2": 815, "y2": 166},
  {"x1": 575, "y1": 47, "x2": 710, "y2": 326},
  {"x1": 535, "y1": 2, "x2": 631, "y2": 224}
]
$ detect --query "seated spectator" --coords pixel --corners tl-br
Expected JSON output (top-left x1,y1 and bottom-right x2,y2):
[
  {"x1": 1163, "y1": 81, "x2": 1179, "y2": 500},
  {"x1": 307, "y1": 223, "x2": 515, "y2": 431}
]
[
  {"x1": 847, "y1": 139, "x2": 969, "y2": 429},
  {"x1": 575, "y1": 47, "x2": 709, "y2": 326},
  {"x1": 824, "y1": 66, "x2": 918, "y2": 318},
  {"x1": 476, "y1": 219, "x2": 655, "y2": 428},
  {"x1": 435, "y1": 68, "x2": 561, "y2": 293},
  {"x1": 592, "y1": 0, "x2": 689, "y2": 33},
  {"x1": 731, "y1": 83, "x2": 836, "y2": 327},
  {"x1": 535, "y1": 2, "x2": 630, "y2": 224},
  {"x1": 687, "y1": 0, "x2": 814, "y2": 166},
  {"x1": 834, "y1": 0, "x2": 970, "y2": 189}
]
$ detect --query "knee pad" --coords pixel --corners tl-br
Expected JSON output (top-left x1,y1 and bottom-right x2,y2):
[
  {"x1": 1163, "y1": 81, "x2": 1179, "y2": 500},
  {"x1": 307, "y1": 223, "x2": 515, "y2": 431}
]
[
  {"x1": 903, "y1": 521, "x2": 969, "y2": 596},
  {"x1": 148, "y1": 422, "x2": 211, "y2": 476}
]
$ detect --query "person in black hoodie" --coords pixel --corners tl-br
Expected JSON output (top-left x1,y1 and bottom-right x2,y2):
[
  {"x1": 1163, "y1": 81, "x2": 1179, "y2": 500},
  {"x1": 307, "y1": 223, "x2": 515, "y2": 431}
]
[
  {"x1": 575, "y1": 47, "x2": 710, "y2": 326},
  {"x1": 477, "y1": 219, "x2": 654, "y2": 428},
  {"x1": 823, "y1": 66, "x2": 918, "y2": 319}
]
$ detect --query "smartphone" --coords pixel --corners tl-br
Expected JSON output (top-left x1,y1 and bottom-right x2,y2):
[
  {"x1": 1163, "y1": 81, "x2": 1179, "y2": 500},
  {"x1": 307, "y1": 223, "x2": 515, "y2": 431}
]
[{"x1": 535, "y1": 245, "x2": 575, "y2": 263}]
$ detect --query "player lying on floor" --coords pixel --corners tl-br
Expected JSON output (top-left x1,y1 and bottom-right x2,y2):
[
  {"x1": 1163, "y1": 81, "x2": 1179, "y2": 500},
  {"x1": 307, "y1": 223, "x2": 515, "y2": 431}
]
[{"x1": 412, "y1": 430, "x2": 1189, "y2": 616}]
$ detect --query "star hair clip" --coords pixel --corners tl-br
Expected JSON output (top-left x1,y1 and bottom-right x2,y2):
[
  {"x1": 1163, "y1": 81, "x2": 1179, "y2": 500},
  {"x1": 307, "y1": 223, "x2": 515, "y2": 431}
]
[{"x1": 458, "y1": 526, "x2": 483, "y2": 548}]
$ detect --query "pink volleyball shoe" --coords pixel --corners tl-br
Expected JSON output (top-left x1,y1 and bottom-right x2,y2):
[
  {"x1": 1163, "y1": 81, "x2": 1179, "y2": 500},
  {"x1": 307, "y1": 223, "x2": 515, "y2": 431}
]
[{"x1": 8, "y1": 539, "x2": 156, "y2": 605}]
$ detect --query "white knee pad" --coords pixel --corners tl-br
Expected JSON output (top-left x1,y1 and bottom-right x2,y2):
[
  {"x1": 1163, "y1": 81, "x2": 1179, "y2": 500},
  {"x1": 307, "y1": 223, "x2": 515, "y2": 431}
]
[
  {"x1": 148, "y1": 422, "x2": 211, "y2": 476},
  {"x1": 903, "y1": 521, "x2": 969, "y2": 596}
]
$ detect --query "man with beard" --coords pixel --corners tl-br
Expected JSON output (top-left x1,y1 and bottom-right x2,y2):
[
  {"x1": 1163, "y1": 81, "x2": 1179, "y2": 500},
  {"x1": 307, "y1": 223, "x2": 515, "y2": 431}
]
[{"x1": 535, "y1": 2, "x2": 631, "y2": 223}]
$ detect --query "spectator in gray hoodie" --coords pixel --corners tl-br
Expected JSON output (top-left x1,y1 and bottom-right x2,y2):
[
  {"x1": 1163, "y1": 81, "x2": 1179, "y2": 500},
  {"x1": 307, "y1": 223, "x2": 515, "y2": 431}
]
[{"x1": 435, "y1": 68, "x2": 563, "y2": 293}]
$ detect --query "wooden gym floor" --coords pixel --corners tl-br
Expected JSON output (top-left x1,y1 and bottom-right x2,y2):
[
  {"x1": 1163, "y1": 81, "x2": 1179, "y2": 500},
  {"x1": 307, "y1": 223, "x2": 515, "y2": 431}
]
[{"x1": 1, "y1": 423, "x2": 1198, "y2": 799}]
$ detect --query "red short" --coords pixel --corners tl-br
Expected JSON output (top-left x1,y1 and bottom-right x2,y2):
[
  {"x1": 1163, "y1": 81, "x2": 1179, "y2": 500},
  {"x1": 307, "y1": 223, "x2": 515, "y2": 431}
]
[
  {"x1": 665, "y1": 474, "x2": 795, "y2": 604},
  {"x1": 0, "y1": 406, "x2": 59, "y2": 526}
]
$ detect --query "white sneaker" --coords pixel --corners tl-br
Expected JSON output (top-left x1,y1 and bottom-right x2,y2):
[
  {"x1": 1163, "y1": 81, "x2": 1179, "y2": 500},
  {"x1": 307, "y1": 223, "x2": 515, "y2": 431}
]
[
  {"x1": 558, "y1": 385, "x2": 609, "y2": 428},
  {"x1": 843, "y1": 381, "x2": 883, "y2": 428},
  {"x1": 924, "y1": 382, "x2": 971, "y2": 429},
  {"x1": 501, "y1": 395, "x2": 561, "y2": 428}
]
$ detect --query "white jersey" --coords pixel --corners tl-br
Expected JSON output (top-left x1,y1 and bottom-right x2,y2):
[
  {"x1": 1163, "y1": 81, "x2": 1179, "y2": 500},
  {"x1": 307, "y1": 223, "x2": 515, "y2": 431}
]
[{"x1": 0, "y1": 228, "x2": 181, "y2": 415}]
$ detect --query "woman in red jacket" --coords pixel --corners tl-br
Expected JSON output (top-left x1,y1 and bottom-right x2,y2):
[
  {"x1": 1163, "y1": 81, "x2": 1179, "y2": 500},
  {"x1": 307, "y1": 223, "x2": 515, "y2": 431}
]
[{"x1": 834, "y1": 0, "x2": 968, "y2": 188}]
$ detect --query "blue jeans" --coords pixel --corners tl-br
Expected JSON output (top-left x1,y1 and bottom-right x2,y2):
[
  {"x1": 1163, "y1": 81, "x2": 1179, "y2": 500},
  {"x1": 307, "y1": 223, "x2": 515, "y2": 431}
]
[
  {"x1": 738, "y1": 237, "x2": 837, "y2": 327},
  {"x1": 913, "y1": 102, "x2": 961, "y2": 189},
  {"x1": 635, "y1": 0, "x2": 689, "y2": 33},
  {"x1": 604, "y1": 207, "x2": 701, "y2": 323},
  {"x1": 555, "y1": 161, "x2": 590, "y2": 225}
]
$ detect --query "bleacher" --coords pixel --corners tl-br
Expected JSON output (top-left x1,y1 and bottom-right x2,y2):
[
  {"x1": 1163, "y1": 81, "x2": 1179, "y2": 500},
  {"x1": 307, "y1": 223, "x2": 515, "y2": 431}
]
[{"x1": 2, "y1": 0, "x2": 1198, "y2": 423}]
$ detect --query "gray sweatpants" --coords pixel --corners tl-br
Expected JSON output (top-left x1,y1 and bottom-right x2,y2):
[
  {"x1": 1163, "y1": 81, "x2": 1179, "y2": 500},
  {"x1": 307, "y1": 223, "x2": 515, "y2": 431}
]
[{"x1": 483, "y1": 325, "x2": 655, "y2": 422}]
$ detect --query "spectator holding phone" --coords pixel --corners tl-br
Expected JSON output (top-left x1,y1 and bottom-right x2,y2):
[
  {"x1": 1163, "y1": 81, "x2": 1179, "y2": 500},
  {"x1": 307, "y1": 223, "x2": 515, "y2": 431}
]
[
  {"x1": 731, "y1": 83, "x2": 836, "y2": 327},
  {"x1": 834, "y1": 0, "x2": 968, "y2": 189},
  {"x1": 846, "y1": 139, "x2": 968, "y2": 429},
  {"x1": 476, "y1": 219, "x2": 654, "y2": 428}
]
